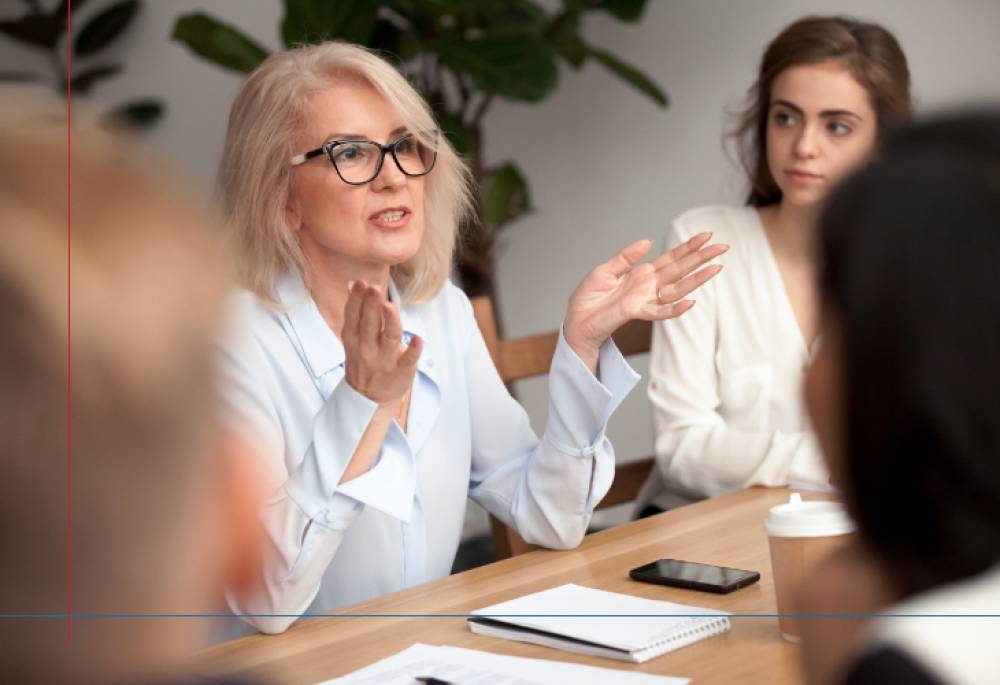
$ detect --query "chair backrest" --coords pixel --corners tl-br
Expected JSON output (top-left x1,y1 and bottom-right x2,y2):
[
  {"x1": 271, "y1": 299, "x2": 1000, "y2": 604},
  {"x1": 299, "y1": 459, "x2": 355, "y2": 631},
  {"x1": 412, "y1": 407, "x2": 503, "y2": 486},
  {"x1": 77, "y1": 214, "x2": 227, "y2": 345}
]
[{"x1": 470, "y1": 296, "x2": 655, "y2": 559}]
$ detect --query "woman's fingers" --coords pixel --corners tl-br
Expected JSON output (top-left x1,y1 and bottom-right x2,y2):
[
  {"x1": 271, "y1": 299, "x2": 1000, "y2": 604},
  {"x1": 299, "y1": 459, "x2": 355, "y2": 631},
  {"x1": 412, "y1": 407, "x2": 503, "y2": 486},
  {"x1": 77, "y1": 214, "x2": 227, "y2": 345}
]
[
  {"x1": 343, "y1": 280, "x2": 367, "y2": 343},
  {"x1": 653, "y1": 236, "x2": 728, "y2": 273},
  {"x1": 398, "y1": 334, "x2": 422, "y2": 369},
  {"x1": 652, "y1": 231, "x2": 712, "y2": 267},
  {"x1": 380, "y1": 301, "x2": 403, "y2": 348},
  {"x1": 602, "y1": 238, "x2": 653, "y2": 278},
  {"x1": 653, "y1": 299, "x2": 696, "y2": 320},
  {"x1": 656, "y1": 264, "x2": 723, "y2": 304},
  {"x1": 656, "y1": 242, "x2": 729, "y2": 286},
  {"x1": 358, "y1": 285, "x2": 384, "y2": 344}
]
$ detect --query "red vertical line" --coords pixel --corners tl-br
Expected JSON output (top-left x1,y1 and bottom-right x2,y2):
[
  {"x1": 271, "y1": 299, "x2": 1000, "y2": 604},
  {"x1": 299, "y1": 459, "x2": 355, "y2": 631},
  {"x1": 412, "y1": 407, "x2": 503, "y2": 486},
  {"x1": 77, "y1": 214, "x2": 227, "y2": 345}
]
[{"x1": 66, "y1": 0, "x2": 72, "y2": 645}]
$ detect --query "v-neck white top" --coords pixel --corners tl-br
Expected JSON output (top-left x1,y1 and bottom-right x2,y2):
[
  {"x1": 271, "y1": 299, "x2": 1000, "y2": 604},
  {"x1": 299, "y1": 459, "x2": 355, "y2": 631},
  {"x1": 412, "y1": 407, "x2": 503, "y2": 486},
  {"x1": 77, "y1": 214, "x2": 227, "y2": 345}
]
[
  {"x1": 637, "y1": 205, "x2": 829, "y2": 511},
  {"x1": 218, "y1": 271, "x2": 639, "y2": 634}
]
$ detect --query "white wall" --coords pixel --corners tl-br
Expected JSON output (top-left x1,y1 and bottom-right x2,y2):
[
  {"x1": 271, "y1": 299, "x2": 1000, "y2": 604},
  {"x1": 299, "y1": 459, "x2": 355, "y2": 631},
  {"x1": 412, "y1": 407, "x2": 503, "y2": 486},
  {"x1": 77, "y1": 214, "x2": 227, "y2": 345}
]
[{"x1": 6, "y1": 0, "x2": 999, "y2": 534}]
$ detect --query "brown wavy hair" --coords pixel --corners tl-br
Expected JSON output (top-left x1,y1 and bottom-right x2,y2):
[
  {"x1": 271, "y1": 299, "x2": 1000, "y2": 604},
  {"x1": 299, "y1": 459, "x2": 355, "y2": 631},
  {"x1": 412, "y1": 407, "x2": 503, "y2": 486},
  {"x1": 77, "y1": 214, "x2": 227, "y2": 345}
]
[{"x1": 731, "y1": 15, "x2": 912, "y2": 207}]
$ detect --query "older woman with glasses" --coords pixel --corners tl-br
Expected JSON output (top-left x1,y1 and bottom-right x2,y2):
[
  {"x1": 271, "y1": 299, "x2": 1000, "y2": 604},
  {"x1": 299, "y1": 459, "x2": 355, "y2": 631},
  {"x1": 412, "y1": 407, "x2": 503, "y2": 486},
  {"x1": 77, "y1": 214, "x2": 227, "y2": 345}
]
[{"x1": 218, "y1": 42, "x2": 726, "y2": 634}]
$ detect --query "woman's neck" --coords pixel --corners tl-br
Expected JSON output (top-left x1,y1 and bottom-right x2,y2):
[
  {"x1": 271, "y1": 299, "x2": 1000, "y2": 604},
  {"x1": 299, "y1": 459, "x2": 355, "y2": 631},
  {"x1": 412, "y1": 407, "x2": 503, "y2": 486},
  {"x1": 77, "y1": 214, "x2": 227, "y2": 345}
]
[
  {"x1": 305, "y1": 259, "x2": 392, "y2": 338},
  {"x1": 760, "y1": 200, "x2": 820, "y2": 261}
]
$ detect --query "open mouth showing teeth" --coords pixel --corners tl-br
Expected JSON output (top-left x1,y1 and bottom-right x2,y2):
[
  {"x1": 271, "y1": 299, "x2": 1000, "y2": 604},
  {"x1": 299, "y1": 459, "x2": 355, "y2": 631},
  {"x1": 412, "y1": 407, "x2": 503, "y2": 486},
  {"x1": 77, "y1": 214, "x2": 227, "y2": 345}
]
[{"x1": 375, "y1": 210, "x2": 406, "y2": 222}]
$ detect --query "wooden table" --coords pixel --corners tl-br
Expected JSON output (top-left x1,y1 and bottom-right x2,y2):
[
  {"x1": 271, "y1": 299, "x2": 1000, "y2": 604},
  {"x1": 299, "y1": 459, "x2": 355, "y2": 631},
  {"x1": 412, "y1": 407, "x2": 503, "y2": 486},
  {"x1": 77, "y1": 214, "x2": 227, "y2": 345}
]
[{"x1": 200, "y1": 487, "x2": 810, "y2": 684}]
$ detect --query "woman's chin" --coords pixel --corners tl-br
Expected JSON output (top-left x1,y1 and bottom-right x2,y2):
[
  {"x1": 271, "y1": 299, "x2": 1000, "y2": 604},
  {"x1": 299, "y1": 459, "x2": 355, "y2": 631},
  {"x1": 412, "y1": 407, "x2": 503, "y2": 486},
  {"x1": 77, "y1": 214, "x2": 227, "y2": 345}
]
[
  {"x1": 377, "y1": 244, "x2": 420, "y2": 267},
  {"x1": 377, "y1": 232, "x2": 423, "y2": 265}
]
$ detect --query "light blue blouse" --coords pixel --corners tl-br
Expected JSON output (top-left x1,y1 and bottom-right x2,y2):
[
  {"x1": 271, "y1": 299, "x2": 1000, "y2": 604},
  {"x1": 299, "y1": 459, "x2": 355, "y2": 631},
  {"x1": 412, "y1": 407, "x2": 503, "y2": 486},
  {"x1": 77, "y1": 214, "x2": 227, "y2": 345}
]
[{"x1": 219, "y1": 270, "x2": 639, "y2": 633}]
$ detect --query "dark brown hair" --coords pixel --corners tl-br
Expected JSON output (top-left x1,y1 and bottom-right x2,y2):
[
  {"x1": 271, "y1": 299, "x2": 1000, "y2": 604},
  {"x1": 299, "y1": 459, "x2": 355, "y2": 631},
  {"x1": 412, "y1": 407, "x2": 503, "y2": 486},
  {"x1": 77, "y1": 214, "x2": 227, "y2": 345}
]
[
  {"x1": 731, "y1": 15, "x2": 912, "y2": 206},
  {"x1": 817, "y1": 110, "x2": 1000, "y2": 596}
]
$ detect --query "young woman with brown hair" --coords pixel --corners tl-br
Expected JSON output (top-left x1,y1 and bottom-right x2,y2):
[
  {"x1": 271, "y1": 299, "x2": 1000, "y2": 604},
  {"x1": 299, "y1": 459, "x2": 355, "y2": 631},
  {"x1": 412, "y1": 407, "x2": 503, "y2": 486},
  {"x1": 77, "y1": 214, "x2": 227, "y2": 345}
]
[{"x1": 638, "y1": 16, "x2": 912, "y2": 513}]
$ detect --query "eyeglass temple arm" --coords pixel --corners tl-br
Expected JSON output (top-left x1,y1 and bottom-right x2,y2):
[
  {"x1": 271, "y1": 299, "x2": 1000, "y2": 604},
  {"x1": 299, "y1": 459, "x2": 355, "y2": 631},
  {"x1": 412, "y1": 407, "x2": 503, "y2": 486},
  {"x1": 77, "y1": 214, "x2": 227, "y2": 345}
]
[{"x1": 290, "y1": 148, "x2": 325, "y2": 166}]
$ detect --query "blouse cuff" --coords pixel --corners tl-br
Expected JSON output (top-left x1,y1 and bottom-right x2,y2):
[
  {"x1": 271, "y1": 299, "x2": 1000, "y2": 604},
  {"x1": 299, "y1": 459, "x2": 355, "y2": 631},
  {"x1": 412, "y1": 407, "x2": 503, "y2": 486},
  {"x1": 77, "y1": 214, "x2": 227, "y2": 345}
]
[
  {"x1": 545, "y1": 326, "x2": 640, "y2": 450},
  {"x1": 336, "y1": 422, "x2": 417, "y2": 522},
  {"x1": 284, "y1": 379, "x2": 414, "y2": 524}
]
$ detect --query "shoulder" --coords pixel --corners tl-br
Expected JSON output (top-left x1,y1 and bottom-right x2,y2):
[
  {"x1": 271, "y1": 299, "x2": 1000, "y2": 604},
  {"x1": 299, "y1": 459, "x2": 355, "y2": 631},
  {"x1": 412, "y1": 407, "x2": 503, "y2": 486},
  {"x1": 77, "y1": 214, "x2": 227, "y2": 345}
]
[
  {"x1": 226, "y1": 287, "x2": 271, "y2": 315},
  {"x1": 219, "y1": 289, "x2": 287, "y2": 357},
  {"x1": 409, "y1": 279, "x2": 474, "y2": 321},
  {"x1": 671, "y1": 204, "x2": 759, "y2": 243},
  {"x1": 403, "y1": 279, "x2": 477, "y2": 350},
  {"x1": 223, "y1": 289, "x2": 283, "y2": 331},
  {"x1": 864, "y1": 566, "x2": 1000, "y2": 685}
]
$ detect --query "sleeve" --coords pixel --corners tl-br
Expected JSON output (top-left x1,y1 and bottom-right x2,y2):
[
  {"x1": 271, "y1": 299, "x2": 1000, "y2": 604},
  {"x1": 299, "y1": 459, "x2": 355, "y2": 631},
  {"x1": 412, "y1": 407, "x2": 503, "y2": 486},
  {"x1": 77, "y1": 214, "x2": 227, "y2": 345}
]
[
  {"x1": 646, "y1": 218, "x2": 827, "y2": 501},
  {"x1": 217, "y1": 304, "x2": 413, "y2": 634},
  {"x1": 464, "y1": 295, "x2": 641, "y2": 549}
]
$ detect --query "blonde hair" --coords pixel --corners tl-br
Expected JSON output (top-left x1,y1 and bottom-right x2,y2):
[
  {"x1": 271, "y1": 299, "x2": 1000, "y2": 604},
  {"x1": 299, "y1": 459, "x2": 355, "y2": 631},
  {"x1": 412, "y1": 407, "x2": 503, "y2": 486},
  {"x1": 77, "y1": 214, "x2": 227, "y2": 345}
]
[
  {"x1": 0, "y1": 104, "x2": 230, "y2": 683},
  {"x1": 220, "y1": 42, "x2": 474, "y2": 304}
]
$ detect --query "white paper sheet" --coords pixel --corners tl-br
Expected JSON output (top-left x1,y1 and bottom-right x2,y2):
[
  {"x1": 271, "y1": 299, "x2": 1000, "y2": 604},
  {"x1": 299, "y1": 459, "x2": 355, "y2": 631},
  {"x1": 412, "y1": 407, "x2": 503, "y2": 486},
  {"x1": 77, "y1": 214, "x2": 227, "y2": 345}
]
[{"x1": 316, "y1": 642, "x2": 689, "y2": 685}]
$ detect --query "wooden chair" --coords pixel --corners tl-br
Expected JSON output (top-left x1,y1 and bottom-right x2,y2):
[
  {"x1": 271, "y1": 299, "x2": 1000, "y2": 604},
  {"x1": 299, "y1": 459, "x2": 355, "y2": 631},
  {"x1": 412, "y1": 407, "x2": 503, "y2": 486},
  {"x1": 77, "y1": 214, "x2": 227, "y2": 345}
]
[{"x1": 470, "y1": 296, "x2": 656, "y2": 559}]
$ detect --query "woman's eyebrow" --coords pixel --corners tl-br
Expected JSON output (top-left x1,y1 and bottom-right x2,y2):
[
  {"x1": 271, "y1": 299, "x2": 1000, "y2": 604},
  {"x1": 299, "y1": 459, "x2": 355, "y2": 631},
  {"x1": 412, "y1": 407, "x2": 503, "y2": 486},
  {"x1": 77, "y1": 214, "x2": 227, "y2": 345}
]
[
  {"x1": 772, "y1": 99, "x2": 862, "y2": 120},
  {"x1": 321, "y1": 127, "x2": 409, "y2": 143},
  {"x1": 322, "y1": 132, "x2": 368, "y2": 142}
]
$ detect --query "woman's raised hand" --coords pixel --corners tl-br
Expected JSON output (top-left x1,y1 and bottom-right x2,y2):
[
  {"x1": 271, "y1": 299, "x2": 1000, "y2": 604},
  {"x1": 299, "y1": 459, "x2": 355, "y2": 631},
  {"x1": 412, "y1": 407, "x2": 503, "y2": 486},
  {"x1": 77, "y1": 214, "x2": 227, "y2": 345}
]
[
  {"x1": 564, "y1": 232, "x2": 728, "y2": 369},
  {"x1": 342, "y1": 281, "x2": 421, "y2": 407}
]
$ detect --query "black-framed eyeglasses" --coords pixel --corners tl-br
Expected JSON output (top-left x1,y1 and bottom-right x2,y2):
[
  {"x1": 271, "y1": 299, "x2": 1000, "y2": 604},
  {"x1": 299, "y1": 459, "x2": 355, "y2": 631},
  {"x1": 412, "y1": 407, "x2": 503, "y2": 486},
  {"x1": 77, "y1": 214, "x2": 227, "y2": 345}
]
[{"x1": 290, "y1": 132, "x2": 437, "y2": 185}]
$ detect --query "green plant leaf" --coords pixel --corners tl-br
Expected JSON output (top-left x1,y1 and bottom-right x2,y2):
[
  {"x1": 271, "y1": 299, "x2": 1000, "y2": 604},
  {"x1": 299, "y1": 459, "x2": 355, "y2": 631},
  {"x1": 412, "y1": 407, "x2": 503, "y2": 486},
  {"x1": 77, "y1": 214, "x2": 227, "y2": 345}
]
[
  {"x1": 74, "y1": 0, "x2": 139, "y2": 56},
  {"x1": 172, "y1": 13, "x2": 269, "y2": 74},
  {"x1": 483, "y1": 162, "x2": 530, "y2": 225},
  {"x1": 545, "y1": 9, "x2": 586, "y2": 68},
  {"x1": 369, "y1": 18, "x2": 421, "y2": 63},
  {"x1": 69, "y1": 63, "x2": 121, "y2": 93},
  {"x1": 100, "y1": 98, "x2": 164, "y2": 130},
  {"x1": 281, "y1": 0, "x2": 379, "y2": 47},
  {"x1": 594, "y1": 0, "x2": 648, "y2": 22},
  {"x1": 438, "y1": 113, "x2": 474, "y2": 157},
  {"x1": 0, "y1": 1, "x2": 69, "y2": 49},
  {"x1": 460, "y1": 0, "x2": 548, "y2": 33},
  {"x1": 588, "y1": 47, "x2": 667, "y2": 107},
  {"x1": 436, "y1": 32, "x2": 558, "y2": 102}
]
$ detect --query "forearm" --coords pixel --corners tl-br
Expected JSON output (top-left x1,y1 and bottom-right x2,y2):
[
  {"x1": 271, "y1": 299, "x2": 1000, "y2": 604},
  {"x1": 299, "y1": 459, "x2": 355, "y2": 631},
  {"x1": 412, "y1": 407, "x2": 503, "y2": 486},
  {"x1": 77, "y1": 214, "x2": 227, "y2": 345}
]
[
  {"x1": 228, "y1": 489, "x2": 355, "y2": 634},
  {"x1": 339, "y1": 402, "x2": 398, "y2": 483},
  {"x1": 470, "y1": 331, "x2": 639, "y2": 548},
  {"x1": 654, "y1": 419, "x2": 827, "y2": 497}
]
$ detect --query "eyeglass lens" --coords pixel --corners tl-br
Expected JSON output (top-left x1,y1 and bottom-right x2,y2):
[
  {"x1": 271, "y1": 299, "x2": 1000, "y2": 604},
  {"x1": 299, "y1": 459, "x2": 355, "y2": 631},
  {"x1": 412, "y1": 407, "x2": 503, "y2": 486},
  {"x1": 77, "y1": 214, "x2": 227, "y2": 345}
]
[{"x1": 328, "y1": 135, "x2": 435, "y2": 184}]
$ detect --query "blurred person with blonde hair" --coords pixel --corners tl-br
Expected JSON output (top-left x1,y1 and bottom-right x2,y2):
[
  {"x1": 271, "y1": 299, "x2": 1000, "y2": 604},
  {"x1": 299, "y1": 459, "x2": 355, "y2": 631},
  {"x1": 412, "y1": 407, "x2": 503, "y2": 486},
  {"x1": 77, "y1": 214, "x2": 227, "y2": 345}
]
[
  {"x1": 0, "y1": 107, "x2": 263, "y2": 684},
  {"x1": 218, "y1": 41, "x2": 727, "y2": 634}
]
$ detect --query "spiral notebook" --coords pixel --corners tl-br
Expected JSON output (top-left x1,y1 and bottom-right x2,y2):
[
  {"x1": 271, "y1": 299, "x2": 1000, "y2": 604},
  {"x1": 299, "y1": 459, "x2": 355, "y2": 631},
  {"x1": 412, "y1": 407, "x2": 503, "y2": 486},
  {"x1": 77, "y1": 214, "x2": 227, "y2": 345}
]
[{"x1": 468, "y1": 583, "x2": 730, "y2": 664}]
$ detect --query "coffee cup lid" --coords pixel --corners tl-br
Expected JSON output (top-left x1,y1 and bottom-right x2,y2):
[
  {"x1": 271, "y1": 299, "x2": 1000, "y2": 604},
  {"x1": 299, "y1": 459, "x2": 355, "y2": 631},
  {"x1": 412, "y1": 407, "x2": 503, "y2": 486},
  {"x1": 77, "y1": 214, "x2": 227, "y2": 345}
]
[{"x1": 764, "y1": 493, "x2": 856, "y2": 538}]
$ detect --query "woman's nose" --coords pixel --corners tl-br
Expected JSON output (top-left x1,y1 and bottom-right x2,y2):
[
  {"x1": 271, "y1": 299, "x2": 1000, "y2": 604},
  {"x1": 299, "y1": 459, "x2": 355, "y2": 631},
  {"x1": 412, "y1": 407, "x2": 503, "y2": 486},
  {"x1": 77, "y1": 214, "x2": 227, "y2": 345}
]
[
  {"x1": 371, "y1": 152, "x2": 406, "y2": 190},
  {"x1": 794, "y1": 125, "x2": 820, "y2": 158}
]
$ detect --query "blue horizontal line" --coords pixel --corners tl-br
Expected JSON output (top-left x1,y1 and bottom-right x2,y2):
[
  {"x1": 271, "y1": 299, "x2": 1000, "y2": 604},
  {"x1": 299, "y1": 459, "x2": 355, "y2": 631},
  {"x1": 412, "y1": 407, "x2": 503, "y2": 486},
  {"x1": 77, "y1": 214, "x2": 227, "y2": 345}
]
[{"x1": 2, "y1": 613, "x2": 1000, "y2": 619}]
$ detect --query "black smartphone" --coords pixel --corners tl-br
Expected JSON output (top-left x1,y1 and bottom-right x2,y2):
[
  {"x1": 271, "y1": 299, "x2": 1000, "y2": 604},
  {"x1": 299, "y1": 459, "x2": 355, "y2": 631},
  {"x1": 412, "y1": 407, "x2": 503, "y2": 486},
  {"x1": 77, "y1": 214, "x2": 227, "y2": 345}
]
[{"x1": 629, "y1": 559, "x2": 760, "y2": 594}]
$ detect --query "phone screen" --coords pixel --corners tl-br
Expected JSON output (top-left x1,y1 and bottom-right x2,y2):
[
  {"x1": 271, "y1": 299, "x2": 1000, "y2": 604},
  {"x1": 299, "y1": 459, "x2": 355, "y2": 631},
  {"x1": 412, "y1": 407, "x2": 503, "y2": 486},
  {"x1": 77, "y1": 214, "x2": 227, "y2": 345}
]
[{"x1": 630, "y1": 559, "x2": 760, "y2": 593}]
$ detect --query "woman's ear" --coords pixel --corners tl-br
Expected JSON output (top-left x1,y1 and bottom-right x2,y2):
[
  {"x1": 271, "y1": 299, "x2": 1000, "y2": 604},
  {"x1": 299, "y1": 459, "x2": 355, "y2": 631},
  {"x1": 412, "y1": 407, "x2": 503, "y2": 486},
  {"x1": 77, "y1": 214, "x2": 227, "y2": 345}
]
[{"x1": 285, "y1": 200, "x2": 302, "y2": 233}]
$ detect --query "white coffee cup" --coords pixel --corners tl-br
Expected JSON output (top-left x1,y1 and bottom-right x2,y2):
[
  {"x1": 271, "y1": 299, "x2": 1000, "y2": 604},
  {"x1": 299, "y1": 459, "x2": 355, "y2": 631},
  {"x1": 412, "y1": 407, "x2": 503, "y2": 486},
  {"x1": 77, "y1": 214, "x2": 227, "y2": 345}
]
[{"x1": 764, "y1": 493, "x2": 856, "y2": 643}]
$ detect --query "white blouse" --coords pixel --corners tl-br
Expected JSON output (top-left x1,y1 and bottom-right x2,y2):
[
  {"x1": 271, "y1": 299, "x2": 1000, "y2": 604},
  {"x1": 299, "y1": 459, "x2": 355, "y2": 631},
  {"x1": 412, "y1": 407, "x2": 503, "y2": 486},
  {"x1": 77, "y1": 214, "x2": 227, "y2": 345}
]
[
  {"x1": 219, "y1": 270, "x2": 639, "y2": 634},
  {"x1": 864, "y1": 564, "x2": 1000, "y2": 685},
  {"x1": 638, "y1": 205, "x2": 829, "y2": 511}
]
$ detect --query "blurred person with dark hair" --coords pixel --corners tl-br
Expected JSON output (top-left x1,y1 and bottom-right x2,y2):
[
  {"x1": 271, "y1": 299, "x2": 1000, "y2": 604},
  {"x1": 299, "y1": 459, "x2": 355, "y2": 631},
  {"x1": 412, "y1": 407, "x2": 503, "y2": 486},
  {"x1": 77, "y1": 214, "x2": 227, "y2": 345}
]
[
  {"x1": 637, "y1": 15, "x2": 913, "y2": 514},
  {"x1": 799, "y1": 110, "x2": 1000, "y2": 684},
  {"x1": 0, "y1": 109, "x2": 263, "y2": 684}
]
